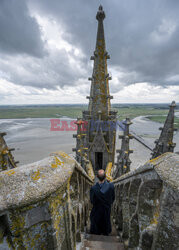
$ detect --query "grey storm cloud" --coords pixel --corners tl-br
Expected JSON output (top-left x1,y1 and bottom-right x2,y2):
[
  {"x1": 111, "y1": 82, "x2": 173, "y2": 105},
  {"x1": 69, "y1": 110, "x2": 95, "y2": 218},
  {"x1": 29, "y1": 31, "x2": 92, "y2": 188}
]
[
  {"x1": 0, "y1": 0, "x2": 46, "y2": 57},
  {"x1": 0, "y1": 48, "x2": 88, "y2": 90},
  {"x1": 29, "y1": 0, "x2": 179, "y2": 87},
  {"x1": 0, "y1": 0, "x2": 179, "y2": 92}
]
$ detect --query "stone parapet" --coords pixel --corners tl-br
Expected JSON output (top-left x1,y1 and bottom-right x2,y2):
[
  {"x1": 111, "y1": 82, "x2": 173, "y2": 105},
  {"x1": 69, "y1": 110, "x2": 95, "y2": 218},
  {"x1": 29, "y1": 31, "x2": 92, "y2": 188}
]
[
  {"x1": 0, "y1": 151, "x2": 93, "y2": 249},
  {"x1": 112, "y1": 152, "x2": 179, "y2": 249}
]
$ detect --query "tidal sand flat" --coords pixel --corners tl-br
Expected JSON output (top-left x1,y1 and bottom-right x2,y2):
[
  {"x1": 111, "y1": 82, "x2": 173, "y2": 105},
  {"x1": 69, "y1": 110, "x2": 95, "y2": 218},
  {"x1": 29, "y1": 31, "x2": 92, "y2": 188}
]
[
  {"x1": 0, "y1": 116, "x2": 178, "y2": 169},
  {"x1": 0, "y1": 118, "x2": 75, "y2": 165}
]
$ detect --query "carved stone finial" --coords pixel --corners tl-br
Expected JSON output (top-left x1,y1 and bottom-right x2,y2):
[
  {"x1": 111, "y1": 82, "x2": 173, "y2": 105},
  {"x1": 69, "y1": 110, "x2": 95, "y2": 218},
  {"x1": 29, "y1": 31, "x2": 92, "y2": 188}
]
[
  {"x1": 99, "y1": 5, "x2": 103, "y2": 10},
  {"x1": 96, "y1": 5, "x2": 105, "y2": 21},
  {"x1": 170, "y1": 100, "x2": 176, "y2": 107}
]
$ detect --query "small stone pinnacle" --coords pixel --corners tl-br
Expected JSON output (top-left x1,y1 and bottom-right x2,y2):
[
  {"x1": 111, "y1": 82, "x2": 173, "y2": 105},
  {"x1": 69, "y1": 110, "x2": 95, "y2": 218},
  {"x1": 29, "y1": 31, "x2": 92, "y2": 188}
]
[{"x1": 96, "y1": 5, "x2": 105, "y2": 21}]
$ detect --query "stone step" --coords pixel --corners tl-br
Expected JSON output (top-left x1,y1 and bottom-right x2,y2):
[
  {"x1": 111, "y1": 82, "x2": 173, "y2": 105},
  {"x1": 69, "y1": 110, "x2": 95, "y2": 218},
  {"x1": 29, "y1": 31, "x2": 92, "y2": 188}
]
[
  {"x1": 82, "y1": 239, "x2": 124, "y2": 250},
  {"x1": 81, "y1": 234, "x2": 124, "y2": 250},
  {"x1": 85, "y1": 234, "x2": 120, "y2": 242}
]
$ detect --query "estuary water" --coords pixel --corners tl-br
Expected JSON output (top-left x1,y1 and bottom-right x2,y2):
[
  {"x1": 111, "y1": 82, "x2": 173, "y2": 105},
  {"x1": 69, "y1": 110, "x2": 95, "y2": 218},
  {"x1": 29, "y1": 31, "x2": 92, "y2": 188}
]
[{"x1": 0, "y1": 116, "x2": 178, "y2": 170}]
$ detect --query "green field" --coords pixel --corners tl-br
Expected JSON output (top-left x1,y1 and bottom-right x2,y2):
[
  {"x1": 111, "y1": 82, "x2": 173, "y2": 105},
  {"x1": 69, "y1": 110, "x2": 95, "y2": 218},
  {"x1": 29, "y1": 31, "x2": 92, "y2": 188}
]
[
  {"x1": 0, "y1": 104, "x2": 178, "y2": 128},
  {"x1": 0, "y1": 105, "x2": 87, "y2": 119},
  {"x1": 114, "y1": 107, "x2": 169, "y2": 121},
  {"x1": 146, "y1": 116, "x2": 179, "y2": 128}
]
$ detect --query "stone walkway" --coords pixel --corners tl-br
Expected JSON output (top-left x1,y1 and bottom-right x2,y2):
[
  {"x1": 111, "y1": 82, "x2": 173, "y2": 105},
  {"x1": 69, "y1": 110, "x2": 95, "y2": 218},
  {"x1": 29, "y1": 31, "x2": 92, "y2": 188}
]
[
  {"x1": 81, "y1": 234, "x2": 124, "y2": 250},
  {"x1": 80, "y1": 220, "x2": 124, "y2": 250}
]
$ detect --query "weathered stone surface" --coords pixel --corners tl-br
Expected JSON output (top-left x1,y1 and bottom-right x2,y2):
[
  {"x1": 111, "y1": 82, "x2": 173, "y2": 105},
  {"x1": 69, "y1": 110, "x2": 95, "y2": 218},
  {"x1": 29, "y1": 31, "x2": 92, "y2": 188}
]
[
  {"x1": 25, "y1": 205, "x2": 50, "y2": 228},
  {"x1": 152, "y1": 185, "x2": 179, "y2": 249},
  {"x1": 0, "y1": 133, "x2": 17, "y2": 171},
  {"x1": 114, "y1": 118, "x2": 133, "y2": 178},
  {"x1": 129, "y1": 213, "x2": 139, "y2": 247},
  {"x1": 73, "y1": 5, "x2": 117, "y2": 173},
  {"x1": 112, "y1": 153, "x2": 179, "y2": 249},
  {"x1": 151, "y1": 101, "x2": 177, "y2": 159},
  {"x1": 0, "y1": 151, "x2": 93, "y2": 249},
  {"x1": 0, "y1": 151, "x2": 91, "y2": 211},
  {"x1": 0, "y1": 152, "x2": 178, "y2": 249},
  {"x1": 154, "y1": 153, "x2": 179, "y2": 190}
]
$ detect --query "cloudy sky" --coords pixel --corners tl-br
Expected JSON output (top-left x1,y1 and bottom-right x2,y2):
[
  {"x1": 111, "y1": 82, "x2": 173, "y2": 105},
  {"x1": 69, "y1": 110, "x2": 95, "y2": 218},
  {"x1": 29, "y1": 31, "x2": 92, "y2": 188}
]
[{"x1": 0, "y1": 0, "x2": 179, "y2": 104}]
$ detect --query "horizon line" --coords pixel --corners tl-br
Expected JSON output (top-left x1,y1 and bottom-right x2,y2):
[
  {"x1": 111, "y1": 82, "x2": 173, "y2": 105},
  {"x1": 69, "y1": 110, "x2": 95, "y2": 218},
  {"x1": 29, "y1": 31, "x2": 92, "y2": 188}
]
[{"x1": 0, "y1": 102, "x2": 177, "y2": 106}]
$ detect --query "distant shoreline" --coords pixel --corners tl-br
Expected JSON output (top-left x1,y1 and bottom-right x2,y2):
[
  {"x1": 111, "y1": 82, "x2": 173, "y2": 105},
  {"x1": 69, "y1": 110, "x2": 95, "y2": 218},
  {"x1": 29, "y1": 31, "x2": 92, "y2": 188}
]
[
  {"x1": 0, "y1": 104, "x2": 178, "y2": 128},
  {"x1": 2, "y1": 114, "x2": 178, "y2": 167},
  {"x1": 0, "y1": 115, "x2": 178, "y2": 130}
]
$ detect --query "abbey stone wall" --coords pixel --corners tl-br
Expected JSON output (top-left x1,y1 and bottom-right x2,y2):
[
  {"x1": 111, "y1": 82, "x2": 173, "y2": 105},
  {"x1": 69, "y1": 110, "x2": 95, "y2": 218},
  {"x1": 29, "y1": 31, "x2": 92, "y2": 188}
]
[
  {"x1": 0, "y1": 152, "x2": 93, "y2": 250},
  {"x1": 112, "y1": 152, "x2": 179, "y2": 250},
  {"x1": 0, "y1": 149, "x2": 178, "y2": 249}
]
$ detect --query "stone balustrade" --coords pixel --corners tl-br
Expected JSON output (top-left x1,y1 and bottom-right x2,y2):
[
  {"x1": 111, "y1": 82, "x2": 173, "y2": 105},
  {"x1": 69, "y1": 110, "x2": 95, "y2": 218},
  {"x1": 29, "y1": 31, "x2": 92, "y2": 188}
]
[
  {"x1": 112, "y1": 152, "x2": 179, "y2": 249},
  {"x1": 0, "y1": 150, "x2": 178, "y2": 249},
  {"x1": 0, "y1": 151, "x2": 93, "y2": 249}
]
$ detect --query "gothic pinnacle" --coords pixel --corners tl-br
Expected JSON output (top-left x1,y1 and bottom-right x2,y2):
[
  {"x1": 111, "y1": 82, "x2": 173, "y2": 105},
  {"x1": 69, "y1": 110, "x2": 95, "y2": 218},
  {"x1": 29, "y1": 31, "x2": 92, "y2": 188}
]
[
  {"x1": 73, "y1": 6, "x2": 117, "y2": 172},
  {"x1": 151, "y1": 100, "x2": 177, "y2": 159},
  {"x1": 87, "y1": 5, "x2": 111, "y2": 120},
  {"x1": 170, "y1": 100, "x2": 176, "y2": 107},
  {"x1": 114, "y1": 118, "x2": 133, "y2": 178},
  {"x1": 96, "y1": 5, "x2": 105, "y2": 21}
]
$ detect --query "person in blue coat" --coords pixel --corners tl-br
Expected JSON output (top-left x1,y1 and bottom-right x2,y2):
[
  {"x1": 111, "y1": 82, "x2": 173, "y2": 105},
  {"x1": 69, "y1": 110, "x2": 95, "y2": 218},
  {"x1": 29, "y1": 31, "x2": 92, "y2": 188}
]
[{"x1": 90, "y1": 169, "x2": 115, "y2": 235}]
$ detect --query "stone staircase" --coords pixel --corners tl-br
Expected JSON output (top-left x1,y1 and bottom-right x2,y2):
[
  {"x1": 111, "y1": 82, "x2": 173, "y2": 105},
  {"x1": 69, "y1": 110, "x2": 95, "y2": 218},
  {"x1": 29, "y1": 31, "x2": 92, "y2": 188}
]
[
  {"x1": 80, "y1": 234, "x2": 124, "y2": 250},
  {"x1": 80, "y1": 222, "x2": 124, "y2": 250}
]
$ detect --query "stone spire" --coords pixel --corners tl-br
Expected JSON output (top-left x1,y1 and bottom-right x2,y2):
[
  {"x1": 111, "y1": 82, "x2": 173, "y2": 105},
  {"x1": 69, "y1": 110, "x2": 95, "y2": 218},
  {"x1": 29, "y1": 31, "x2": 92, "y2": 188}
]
[
  {"x1": 74, "y1": 6, "x2": 117, "y2": 172},
  {"x1": 114, "y1": 118, "x2": 133, "y2": 178},
  {"x1": 151, "y1": 101, "x2": 177, "y2": 159},
  {"x1": 88, "y1": 5, "x2": 112, "y2": 121}
]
